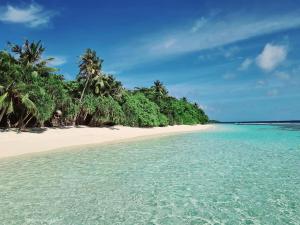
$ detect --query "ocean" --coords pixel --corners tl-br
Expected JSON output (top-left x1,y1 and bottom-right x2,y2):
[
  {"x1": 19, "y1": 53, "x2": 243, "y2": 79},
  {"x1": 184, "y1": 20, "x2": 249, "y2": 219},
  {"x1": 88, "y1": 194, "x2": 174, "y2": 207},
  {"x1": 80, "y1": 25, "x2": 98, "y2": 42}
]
[{"x1": 0, "y1": 124, "x2": 299, "y2": 224}]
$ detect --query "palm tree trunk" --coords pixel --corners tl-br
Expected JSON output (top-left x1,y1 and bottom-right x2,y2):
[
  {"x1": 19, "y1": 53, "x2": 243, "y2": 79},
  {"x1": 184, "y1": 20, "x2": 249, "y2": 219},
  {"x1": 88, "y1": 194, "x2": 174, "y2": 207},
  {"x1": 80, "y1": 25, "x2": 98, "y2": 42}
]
[
  {"x1": 18, "y1": 113, "x2": 30, "y2": 132},
  {"x1": 23, "y1": 115, "x2": 34, "y2": 129},
  {"x1": 73, "y1": 77, "x2": 90, "y2": 126},
  {"x1": 0, "y1": 107, "x2": 7, "y2": 124}
]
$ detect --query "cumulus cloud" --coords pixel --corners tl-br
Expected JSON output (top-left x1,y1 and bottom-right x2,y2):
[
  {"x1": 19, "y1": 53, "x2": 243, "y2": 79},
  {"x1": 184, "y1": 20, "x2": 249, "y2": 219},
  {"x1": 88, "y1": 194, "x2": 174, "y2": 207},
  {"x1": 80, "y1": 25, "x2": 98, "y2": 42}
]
[
  {"x1": 239, "y1": 58, "x2": 253, "y2": 71},
  {"x1": 0, "y1": 4, "x2": 55, "y2": 27},
  {"x1": 256, "y1": 43, "x2": 287, "y2": 71}
]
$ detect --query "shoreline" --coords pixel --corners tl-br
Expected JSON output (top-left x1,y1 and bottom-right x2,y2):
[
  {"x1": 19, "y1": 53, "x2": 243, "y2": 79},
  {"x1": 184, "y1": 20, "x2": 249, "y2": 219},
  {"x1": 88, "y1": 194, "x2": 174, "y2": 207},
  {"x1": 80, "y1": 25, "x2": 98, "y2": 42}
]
[{"x1": 0, "y1": 124, "x2": 214, "y2": 159}]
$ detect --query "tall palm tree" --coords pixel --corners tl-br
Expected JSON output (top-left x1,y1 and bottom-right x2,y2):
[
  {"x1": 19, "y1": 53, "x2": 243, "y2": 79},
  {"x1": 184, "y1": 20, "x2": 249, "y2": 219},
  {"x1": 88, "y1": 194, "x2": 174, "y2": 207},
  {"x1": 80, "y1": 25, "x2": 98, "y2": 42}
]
[
  {"x1": 8, "y1": 40, "x2": 55, "y2": 75},
  {"x1": 73, "y1": 48, "x2": 103, "y2": 125},
  {"x1": 9, "y1": 40, "x2": 45, "y2": 65},
  {"x1": 152, "y1": 80, "x2": 168, "y2": 101}
]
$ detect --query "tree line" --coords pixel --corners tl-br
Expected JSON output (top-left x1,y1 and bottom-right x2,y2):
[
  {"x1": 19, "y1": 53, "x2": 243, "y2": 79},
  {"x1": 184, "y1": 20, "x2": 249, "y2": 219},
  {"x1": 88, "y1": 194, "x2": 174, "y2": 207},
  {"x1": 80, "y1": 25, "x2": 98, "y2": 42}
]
[{"x1": 0, "y1": 40, "x2": 208, "y2": 131}]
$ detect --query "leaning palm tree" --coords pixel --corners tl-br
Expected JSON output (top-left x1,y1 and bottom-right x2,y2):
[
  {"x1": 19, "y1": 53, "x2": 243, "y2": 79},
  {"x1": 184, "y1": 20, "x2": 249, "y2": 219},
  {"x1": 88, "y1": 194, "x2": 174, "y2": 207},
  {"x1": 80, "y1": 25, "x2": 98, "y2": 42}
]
[
  {"x1": 73, "y1": 48, "x2": 103, "y2": 125},
  {"x1": 0, "y1": 82, "x2": 37, "y2": 130},
  {"x1": 0, "y1": 84, "x2": 14, "y2": 124}
]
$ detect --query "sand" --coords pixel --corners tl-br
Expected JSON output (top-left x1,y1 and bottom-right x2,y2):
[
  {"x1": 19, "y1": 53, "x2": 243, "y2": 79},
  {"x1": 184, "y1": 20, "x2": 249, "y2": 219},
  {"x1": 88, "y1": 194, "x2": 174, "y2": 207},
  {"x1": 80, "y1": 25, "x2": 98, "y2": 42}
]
[{"x1": 0, "y1": 124, "x2": 214, "y2": 159}]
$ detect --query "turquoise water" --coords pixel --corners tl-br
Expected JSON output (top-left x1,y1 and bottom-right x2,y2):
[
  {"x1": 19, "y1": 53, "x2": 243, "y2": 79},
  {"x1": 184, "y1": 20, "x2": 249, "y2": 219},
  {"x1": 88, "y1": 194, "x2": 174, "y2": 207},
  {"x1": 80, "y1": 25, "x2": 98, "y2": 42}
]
[{"x1": 0, "y1": 125, "x2": 300, "y2": 224}]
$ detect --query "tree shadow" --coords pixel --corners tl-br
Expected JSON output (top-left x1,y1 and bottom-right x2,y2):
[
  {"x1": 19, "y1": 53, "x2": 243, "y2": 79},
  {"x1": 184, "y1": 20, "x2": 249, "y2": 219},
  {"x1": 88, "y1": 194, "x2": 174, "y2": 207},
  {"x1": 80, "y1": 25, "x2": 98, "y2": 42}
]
[
  {"x1": 0, "y1": 125, "x2": 121, "y2": 133},
  {"x1": 0, "y1": 127, "x2": 47, "y2": 133},
  {"x1": 107, "y1": 126, "x2": 120, "y2": 130}
]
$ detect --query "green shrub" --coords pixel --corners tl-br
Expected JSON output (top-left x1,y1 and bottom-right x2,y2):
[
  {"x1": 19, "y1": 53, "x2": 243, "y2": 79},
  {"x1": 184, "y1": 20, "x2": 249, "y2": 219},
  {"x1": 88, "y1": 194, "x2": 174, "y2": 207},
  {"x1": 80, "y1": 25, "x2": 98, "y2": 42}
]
[
  {"x1": 122, "y1": 93, "x2": 168, "y2": 127},
  {"x1": 82, "y1": 95, "x2": 124, "y2": 126}
]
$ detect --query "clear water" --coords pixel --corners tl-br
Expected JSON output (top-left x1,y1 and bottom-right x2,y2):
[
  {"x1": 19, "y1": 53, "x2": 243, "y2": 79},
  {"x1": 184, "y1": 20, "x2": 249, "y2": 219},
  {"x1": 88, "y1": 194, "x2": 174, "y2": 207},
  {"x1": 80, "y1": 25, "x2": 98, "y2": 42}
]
[{"x1": 0, "y1": 125, "x2": 300, "y2": 225}]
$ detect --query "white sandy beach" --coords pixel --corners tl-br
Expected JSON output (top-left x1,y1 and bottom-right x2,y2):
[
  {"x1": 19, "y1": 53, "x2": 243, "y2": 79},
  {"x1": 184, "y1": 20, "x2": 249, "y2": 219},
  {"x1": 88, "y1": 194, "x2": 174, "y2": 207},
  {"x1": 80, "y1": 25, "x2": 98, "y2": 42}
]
[{"x1": 0, "y1": 124, "x2": 214, "y2": 159}]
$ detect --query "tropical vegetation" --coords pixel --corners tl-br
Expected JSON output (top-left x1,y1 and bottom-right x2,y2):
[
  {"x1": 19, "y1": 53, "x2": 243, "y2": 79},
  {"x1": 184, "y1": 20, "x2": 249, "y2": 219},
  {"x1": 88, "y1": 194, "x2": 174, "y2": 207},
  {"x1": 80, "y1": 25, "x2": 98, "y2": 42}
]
[{"x1": 0, "y1": 40, "x2": 208, "y2": 130}]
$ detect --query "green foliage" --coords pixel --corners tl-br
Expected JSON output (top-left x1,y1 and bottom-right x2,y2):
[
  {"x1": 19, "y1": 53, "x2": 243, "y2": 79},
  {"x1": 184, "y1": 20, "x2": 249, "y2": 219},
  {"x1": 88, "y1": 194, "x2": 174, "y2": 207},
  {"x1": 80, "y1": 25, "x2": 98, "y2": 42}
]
[
  {"x1": 159, "y1": 98, "x2": 208, "y2": 125},
  {"x1": 134, "y1": 81, "x2": 209, "y2": 126},
  {"x1": 26, "y1": 83, "x2": 55, "y2": 123},
  {"x1": 0, "y1": 40, "x2": 208, "y2": 129},
  {"x1": 122, "y1": 93, "x2": 168, "y2": 127},
  {"x1": 81, "y1": 94, "x2": 124, "y2": 126}
]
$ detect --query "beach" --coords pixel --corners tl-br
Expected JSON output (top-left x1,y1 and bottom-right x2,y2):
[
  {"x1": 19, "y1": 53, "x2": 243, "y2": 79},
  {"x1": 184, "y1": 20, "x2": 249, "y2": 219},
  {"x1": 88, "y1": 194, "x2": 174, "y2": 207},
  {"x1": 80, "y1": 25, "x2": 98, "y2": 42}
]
[{"x1": 0, "y1": 124, "x2": 214, "y2": 159}]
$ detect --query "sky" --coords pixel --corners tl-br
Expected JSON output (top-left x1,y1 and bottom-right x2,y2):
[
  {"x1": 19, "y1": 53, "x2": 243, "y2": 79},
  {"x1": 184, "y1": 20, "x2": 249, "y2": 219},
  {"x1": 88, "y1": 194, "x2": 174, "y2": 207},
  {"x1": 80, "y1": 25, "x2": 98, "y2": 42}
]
[{"x1": 0, "y1": 0, "x2": 300, "y2": 121}]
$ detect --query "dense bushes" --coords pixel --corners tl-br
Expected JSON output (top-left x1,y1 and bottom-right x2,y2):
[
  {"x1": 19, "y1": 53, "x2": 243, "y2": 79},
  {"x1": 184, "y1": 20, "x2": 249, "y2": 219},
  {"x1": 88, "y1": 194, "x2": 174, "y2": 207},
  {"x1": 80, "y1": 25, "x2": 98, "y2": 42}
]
[
  {"x1": 168, "y1": 99, "x2": 208, "y2": 125},
  {"x1": 81, "y1": 95, "x2": 124, "y2": 126},
  {"x1": 134, "y1": 85, "x2": 209, "y2": 126},
  {"x1": 122, "y1": 93, "x2": 168, "y2": 127},
  {"x1": 0, "y1": 40, "x2": 208, "y2": 130}
]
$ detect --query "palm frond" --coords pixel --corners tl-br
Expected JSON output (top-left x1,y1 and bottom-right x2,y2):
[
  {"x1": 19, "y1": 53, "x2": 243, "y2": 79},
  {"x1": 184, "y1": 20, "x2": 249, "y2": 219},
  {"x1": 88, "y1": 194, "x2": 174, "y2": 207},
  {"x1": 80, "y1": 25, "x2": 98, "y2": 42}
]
[
  {"x1": 7, "y1": 99, "x2": 14, "y2": 114},
  {"x1": 0, "y1": 92, "x2": 8, "y2": 109},
  {"x1": 21, "y1": 94, "x2": 37, "y2": 115}
]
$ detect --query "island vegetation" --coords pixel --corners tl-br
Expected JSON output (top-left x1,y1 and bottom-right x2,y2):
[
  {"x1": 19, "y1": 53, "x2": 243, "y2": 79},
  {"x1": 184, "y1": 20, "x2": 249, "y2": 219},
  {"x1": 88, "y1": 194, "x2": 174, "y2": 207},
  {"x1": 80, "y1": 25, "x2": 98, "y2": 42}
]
[{"x1": 0, "y1": 40, "x2": 208, "y2": 130}]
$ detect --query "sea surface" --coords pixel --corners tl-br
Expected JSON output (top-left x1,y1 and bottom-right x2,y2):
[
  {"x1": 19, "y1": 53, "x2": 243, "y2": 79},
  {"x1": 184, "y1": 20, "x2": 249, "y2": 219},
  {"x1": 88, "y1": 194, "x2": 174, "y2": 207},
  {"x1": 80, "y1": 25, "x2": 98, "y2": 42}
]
[{"x1": 0, "y1": 125, "x2": 299, "y2": 225}]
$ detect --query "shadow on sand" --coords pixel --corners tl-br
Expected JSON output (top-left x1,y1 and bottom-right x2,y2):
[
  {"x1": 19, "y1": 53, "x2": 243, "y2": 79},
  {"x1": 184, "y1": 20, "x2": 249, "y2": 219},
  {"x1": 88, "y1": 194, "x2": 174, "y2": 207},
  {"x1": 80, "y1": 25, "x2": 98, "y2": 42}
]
[{"x1": 0, "y1": 125, "x2": 120, "y2": 134}]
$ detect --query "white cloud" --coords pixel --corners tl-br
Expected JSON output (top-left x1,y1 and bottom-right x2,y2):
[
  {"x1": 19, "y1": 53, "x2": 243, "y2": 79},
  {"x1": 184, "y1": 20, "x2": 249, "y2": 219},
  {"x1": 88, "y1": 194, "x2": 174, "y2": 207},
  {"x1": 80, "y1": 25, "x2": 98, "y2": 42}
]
[
  {"x1": 223, "y1": 46, "x2": 240, "y2": 58},
  {"x1": 47, "y1": 56, "x2": 67, "y2": 66},
  {"x1": 256, "y1": 43, "x2": 287, "y2": 71},
  {"x1": 0, "y1": 4, "x2": 55, "y2": 27},
  {"x1": 110, "y1": 11, "x2": 300, "y2": 70},
  {"x1": 239, "y1": 58, "x2": 253, "y2": 71},
  {"x1": 191, "y1": 17, "x2": 207, "y2": 33},
  {"x1": 197, "y1": 46, "x2": 239, "y2": 61},
  {"x1": 163, "y1": 38, "x2": 177, "y2": 49},
  {"x1": 274, "y1": 71, "x2": 290, "y2": 80}
]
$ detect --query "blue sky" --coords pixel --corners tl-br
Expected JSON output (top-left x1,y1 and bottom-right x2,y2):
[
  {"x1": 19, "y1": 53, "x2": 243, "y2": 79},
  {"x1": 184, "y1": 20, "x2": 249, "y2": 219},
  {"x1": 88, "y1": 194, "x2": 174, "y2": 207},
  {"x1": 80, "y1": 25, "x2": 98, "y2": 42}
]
[{"x1": 0, "y1": 0, "x2": 299, "y2": 121}]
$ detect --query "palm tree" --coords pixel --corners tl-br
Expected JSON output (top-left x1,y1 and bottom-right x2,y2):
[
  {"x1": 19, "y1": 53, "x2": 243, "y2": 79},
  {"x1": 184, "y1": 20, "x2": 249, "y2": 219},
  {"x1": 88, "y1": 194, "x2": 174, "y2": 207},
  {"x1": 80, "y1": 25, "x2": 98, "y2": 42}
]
[
  {"x1": 152, "y1": 80, "x2": 168, "y2": 101},
  {"x1": 0, "y1": 83, "x2": 14, "y2": 124},
  {"x1": 93, "y1": 74, "x2": 123, "y2": 100},
  {"x1": 73, "y1": 48, "x2": 103, "y2": 125},
  {"x1": 9, "y1": 40, "x2": 45, "y2": 65},
  {"x1": 0, "y1": 45, "x2": 49, "y2": 129},
  {"x1": 91, "y1": 74, "x2": 107, "y2": 96},
  {"x1": 8, "y1": 40, "x2": 55, "y2": 76},
  {"x1": 0, "y1": 82, "x2": 37, "y2": 130}
]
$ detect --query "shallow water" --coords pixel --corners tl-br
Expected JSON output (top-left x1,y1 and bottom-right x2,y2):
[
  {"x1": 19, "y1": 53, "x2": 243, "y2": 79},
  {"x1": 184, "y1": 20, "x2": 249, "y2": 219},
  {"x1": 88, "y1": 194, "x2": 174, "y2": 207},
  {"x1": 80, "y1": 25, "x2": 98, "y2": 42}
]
[{"x1": 0, "y1": 125, "x2": 299, "y2": 225}]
